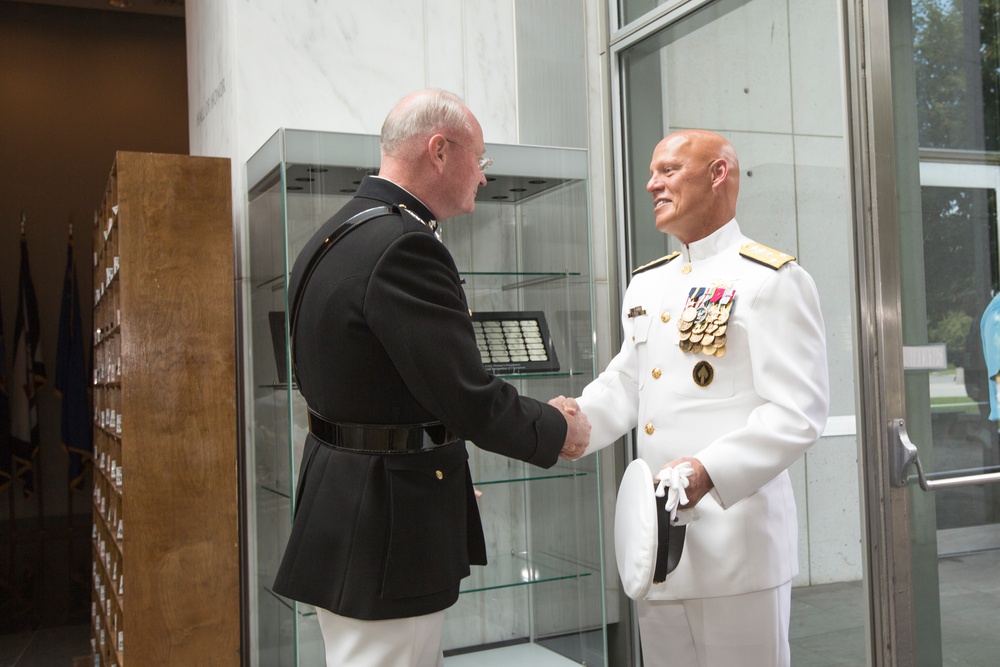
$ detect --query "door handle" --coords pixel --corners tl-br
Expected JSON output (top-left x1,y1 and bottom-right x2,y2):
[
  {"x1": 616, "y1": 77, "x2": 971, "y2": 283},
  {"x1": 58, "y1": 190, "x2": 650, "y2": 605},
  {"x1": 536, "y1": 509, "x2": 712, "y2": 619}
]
[{"x1": 891, "y1": 418, "x2": 1000, "y2": 490}]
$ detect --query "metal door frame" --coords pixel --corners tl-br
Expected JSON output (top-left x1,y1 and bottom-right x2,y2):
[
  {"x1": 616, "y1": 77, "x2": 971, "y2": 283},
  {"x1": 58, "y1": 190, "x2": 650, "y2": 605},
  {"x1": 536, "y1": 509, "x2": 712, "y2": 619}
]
[
  {"x1": 837, "y1": 1, "x2": 913, "y2": 663},
  {"x1": 605, "y1": 0, "x2": 909, "y2": 664}
]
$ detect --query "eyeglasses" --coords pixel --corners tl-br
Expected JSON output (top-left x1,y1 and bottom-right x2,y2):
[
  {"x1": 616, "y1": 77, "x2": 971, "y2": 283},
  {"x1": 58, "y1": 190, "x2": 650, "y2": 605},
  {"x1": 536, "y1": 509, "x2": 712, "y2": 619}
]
[{"x1": 445, "y1": 138, "x2": 494, "y2": 172}]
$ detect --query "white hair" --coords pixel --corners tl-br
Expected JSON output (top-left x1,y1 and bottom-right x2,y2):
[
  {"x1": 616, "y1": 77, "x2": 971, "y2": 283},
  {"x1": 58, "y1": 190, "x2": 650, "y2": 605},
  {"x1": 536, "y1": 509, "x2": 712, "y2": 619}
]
[{"x1": 381, "y1": 89, "x2": 472, "y2": 155}]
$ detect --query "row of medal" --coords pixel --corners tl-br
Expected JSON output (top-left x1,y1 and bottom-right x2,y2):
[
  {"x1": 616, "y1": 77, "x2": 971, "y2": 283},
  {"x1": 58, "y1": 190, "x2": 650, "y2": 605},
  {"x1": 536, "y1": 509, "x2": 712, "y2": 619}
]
[
  {"x1": 677, "y1": 286, "x2": 736, "y2": 358},
  {"x1": 474, "y1": 319, "x2": 550, "y2": 363}
]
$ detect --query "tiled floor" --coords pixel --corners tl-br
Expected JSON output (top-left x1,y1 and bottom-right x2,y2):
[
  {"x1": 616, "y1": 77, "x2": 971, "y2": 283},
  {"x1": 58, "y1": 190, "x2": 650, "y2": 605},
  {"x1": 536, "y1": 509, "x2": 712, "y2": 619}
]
[
  {"x1": 0, "y1": 624, "x2": 90, "y2": 667},
  {"x1": 0, "y1": 525, "x2": 996, "y2": 665}
]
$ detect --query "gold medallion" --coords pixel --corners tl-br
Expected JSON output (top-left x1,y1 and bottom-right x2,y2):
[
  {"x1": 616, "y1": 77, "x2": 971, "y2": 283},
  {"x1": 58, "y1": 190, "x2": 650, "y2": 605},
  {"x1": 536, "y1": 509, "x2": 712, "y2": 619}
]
[{"x1": 693, "y1": 360, "x2": 714, "y2": 387}]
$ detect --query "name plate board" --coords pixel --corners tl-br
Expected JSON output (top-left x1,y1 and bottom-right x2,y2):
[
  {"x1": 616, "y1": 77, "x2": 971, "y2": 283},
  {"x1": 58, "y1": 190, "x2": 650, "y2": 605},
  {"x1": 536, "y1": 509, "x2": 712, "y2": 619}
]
[{"x1": 472, "y1": 310, "x2": 560, "y2": 374}]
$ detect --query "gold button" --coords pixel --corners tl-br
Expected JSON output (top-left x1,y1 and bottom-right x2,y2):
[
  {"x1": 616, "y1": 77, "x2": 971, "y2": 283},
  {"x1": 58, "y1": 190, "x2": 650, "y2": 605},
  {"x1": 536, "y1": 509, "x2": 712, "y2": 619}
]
[
  {"x1": 644, "y1": 423, "x2": 654, "y2": 435},
  {"x1": 681, "y1": 264, "x2": 692, "y2": 274},
  {"x1": 661, "y1": 312, "x2": 670, "y2": 323},
  {"x1": 651, "y1": 367, "x2": 661, "y2": 379},
  {"x1": 435, "y1": 470, "x2": 443, "y2": 480},
  {"x1": 631, "y1": 335, "x2": 635, "y2": 341}
]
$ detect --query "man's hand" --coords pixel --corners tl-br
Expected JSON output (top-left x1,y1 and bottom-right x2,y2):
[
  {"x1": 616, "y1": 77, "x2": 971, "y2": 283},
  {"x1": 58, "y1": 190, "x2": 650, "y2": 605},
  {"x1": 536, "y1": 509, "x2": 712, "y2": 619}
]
[
  {"x1": 660, "y1": 457, "x2": 713, "y2": 508},
  {"x1": 549, "y1": 395, "x2": 590, "y2": 460}
]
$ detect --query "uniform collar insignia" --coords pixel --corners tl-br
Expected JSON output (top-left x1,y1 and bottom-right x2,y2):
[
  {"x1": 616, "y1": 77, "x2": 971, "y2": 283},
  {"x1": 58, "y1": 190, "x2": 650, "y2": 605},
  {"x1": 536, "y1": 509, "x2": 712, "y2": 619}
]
[{"x1": 399, "y1": 204, "x2": 442, "y2": 241}]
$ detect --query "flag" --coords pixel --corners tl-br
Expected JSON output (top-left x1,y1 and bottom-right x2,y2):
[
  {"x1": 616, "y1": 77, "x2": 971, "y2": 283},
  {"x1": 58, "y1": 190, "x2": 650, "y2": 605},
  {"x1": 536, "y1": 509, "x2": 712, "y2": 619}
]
[
  {"x1": 11, "y1": 235, "x2": 46, "y2": 498},
  {"x1": 56, "y1": 232, "x2": 91, "y2": 490},
  {"x1": 0, "y1": 289, "x2": 11, "y2": 490}
]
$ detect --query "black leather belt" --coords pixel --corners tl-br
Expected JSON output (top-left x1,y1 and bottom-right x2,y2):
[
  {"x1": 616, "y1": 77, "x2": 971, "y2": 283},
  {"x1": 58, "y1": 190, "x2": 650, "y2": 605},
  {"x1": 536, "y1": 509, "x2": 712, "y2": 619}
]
[{"x1": 308, "y1": 411, "x2": 459, "y2": 453}]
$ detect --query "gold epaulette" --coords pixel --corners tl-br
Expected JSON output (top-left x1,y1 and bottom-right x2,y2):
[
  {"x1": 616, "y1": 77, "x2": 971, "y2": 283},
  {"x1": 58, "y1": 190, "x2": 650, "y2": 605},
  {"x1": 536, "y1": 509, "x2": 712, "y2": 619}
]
[
  {"x1": 631, "y1": 251, "x2": 681, "y2": 276},
  {"x1": 739, "y1": 242, "x2": 795, "y2": 270}
]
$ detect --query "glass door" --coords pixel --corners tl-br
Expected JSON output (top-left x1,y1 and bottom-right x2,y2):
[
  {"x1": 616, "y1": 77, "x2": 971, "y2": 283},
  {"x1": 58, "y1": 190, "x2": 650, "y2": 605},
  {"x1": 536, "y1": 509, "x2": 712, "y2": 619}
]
[
  {"x1": 859, "y1": 0, "x2": 1000, "y2": 662},
  {"x1": 911, "y1": 162, "x2": 1000, "y2": 665},
  {"x1": 611, "y1": 0, "x2": 867, "y2": 664}
]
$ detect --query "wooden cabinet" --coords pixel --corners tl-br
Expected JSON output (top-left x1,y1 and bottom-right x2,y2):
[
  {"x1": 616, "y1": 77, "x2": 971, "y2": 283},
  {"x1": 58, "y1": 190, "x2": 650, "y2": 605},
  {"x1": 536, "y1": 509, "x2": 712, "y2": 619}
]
[{"x1": 90, "y1": 152, "x2": 239, "y2": 666}]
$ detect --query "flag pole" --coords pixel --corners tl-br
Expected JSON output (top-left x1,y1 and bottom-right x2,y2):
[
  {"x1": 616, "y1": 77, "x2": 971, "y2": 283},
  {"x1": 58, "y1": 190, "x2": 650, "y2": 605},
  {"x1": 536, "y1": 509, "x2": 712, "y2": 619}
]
[{"x1": 66, "y1": 216, "x2": 73, "y2": 528}]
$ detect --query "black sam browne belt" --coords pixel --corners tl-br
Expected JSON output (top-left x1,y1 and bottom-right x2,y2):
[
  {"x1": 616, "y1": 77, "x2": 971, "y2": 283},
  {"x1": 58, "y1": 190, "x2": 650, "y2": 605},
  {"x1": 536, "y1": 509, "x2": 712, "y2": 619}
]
[{"x1": 307, "y1": 410, "x2": 460, "y2": 454}]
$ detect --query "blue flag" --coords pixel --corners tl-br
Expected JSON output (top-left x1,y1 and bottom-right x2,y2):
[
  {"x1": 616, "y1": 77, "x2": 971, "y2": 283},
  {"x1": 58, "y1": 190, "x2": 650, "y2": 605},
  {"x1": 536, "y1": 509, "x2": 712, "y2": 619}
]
[
  {"x1": 56, "y1": 233, "x2": 92, "y2": 490},
  {"x1": 11, "y1": 235, "x2": 46, "y2": 498}
]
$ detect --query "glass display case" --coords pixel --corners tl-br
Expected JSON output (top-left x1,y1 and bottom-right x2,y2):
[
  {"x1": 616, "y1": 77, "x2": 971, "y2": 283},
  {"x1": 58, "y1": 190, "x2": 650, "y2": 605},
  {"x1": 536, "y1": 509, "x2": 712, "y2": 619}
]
[{"x1": 243, "y1": 129, "x2": 606, "y2": 666}]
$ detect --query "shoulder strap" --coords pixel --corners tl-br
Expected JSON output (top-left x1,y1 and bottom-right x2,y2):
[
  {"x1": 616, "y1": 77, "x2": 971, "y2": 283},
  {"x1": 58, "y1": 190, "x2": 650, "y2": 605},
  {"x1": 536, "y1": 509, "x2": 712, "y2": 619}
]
[
  {"x1": 739, "y1": 242, "x2": 795, "y2": 270},
  {"x1": 632, "y1": 251, "x2": 681, "y2": 276},
  {"x1": 288, "y1": 205, "x2": 396, "y2": 380}
]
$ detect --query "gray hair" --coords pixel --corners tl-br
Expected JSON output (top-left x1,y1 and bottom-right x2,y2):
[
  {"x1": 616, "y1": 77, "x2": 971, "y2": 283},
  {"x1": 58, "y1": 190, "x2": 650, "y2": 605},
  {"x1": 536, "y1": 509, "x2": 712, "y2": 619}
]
[{"x1": 381, "y1": 89, "x2": 472, "y2": 155}]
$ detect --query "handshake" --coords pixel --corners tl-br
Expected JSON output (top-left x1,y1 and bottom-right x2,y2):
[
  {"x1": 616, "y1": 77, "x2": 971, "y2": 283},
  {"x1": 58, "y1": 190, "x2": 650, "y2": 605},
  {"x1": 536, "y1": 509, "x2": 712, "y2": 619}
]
[{"x1": 548, "y1": 395, "x2": 590, "y2": 461}]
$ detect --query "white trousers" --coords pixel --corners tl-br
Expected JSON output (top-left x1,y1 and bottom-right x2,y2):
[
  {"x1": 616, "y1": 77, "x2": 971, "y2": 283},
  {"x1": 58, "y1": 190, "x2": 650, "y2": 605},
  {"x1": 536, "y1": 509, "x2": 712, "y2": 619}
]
[
  {"x1": 316, "y1": 607, "x2": 446, "y2": 667},
  {"x1": 637, "y1": 581, "x2": 792, "y2": 667}
]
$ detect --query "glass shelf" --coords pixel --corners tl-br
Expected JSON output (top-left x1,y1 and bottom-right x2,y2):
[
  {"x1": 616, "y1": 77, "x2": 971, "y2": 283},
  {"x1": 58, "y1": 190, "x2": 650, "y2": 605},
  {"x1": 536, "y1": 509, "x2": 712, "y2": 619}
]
[
  {"x1": 472, "y1": 469, "x2": 589, "y2": 487},
  {"x1": 258, "y1": 481, "x2": 292, "y2": 500},
  {"x1": 460, "y1": 551, "x2": 595, "y2": 594},
  {"x1": 461, "y1": 271, "x2": 582, "y2": 277},
  {"x1": 262, "y1": 583, "x2": 319, "y2": 618},
  {"x1": 492, "y1": 370, "x2": 591, "y2": 380},
  {"x1": 263, "y1": 554, "x2": 594, "y2": 614}
]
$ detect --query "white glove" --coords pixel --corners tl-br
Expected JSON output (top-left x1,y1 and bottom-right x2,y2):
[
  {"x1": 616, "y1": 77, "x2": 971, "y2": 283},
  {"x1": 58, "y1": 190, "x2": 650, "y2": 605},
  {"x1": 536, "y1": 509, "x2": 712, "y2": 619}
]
[{"x1": 654, "y1": 462, "x2": 700, "y2": 526}]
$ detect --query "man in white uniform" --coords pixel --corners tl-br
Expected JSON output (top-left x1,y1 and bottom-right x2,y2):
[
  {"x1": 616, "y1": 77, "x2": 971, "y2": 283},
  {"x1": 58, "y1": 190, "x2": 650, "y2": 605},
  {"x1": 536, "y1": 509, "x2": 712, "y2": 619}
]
[{"x1": 558, "y1": 130, "x2": 829, "y2": 665}]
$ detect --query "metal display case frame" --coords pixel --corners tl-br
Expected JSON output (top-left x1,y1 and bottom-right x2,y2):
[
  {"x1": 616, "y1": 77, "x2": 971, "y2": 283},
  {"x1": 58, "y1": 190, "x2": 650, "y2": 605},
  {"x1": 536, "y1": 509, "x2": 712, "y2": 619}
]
[{"x1": 242, "y1": 129, "x2": 607, "y2": 666}]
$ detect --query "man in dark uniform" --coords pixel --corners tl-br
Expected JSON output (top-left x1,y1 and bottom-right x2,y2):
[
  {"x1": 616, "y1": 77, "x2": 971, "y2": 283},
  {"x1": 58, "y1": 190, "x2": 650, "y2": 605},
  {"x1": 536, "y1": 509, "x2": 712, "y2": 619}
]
[{"x1": 272, "y1": 88, "x2": 591, "y2": 667}]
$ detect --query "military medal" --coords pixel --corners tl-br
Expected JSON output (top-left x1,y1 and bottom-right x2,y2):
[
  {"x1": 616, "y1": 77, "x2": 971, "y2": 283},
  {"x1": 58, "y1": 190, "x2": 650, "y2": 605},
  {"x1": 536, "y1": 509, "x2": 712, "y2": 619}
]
[{"x1": 678, "y1": 286, "x2": 735, "y2": 359}]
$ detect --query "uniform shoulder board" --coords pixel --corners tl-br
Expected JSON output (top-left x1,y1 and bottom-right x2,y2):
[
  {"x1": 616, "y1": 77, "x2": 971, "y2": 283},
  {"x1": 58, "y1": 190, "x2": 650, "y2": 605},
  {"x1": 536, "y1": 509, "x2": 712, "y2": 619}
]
[
  {"x1": 739, "y1": 242, "x2": 795, "y2": 270},
  {"x1": 631, "y1": 251, "x2": 681, "y2": 276}
]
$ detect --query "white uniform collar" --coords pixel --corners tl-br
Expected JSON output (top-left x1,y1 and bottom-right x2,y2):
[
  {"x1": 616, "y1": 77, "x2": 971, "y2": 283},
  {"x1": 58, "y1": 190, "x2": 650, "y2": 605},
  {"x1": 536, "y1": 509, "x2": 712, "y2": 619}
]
[{"x1": 682, "y1": 218, "x2": 741, "y2": 262}]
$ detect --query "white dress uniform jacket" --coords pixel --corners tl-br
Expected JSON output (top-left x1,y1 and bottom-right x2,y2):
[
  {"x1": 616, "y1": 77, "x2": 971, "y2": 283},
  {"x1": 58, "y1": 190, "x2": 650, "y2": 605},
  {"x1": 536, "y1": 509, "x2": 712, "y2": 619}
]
[{"x1": 577, "y1": 219, "x2": 829, "y2": 600}]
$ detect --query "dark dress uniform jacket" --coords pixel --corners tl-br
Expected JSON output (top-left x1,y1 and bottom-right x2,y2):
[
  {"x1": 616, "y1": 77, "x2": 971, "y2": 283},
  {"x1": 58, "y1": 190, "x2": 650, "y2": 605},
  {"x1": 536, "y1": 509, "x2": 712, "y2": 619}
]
[{"x1": 272, "y1": 176, "x2": 567, "y2": 620}]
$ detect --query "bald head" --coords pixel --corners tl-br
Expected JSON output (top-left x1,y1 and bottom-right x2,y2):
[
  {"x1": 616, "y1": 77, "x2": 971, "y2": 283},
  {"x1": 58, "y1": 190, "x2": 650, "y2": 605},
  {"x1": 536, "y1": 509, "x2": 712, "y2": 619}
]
[
  {"x1": 646, "y1": 129, "x2": 740, "y2": 244},
  {"x1": 377, "y1": 89, "x2": 488, "y2": 221}
]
